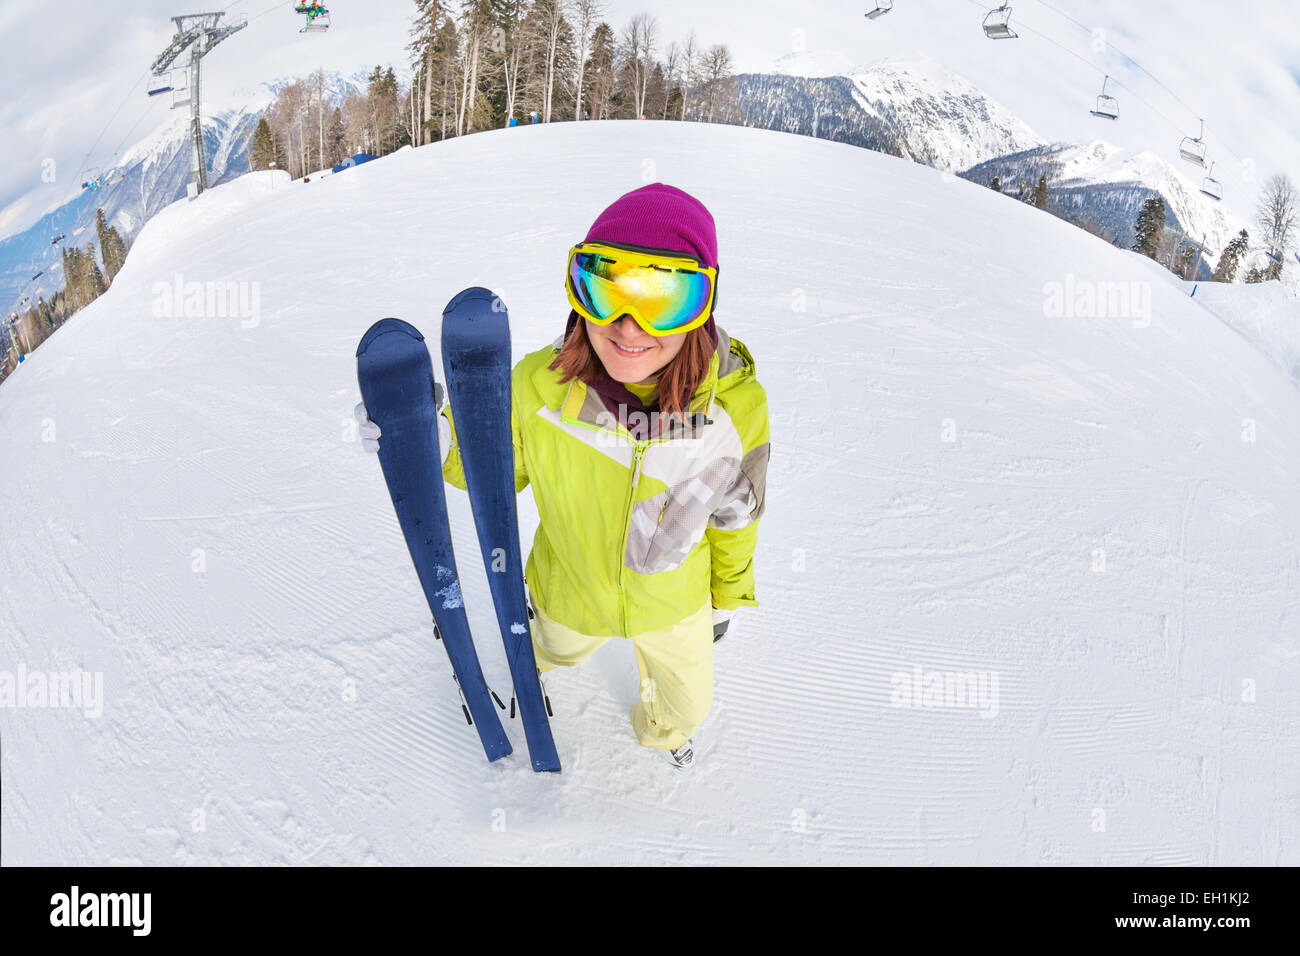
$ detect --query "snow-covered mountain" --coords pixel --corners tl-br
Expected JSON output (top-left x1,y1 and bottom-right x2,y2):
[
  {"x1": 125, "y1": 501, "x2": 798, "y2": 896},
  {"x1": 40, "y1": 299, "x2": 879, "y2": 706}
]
[
  {"x1": 0, "y1": 91, "x2": 271, "y2": 309},
  {"x1": 753, "y1": 53, "x2": 1046, "y2": 171},
  {"x1": 845, "y1": 56, "x2": 1046, "y2": 172},
  {"x1": 961, "y1": 140, "x2": 1248, "y2": 261},
  {"x1": 2, "y1": 120, "x2": 1298, "y2": 865},
  {"x1": 1, "y1": 70, "x2": 371, "y2": 309}
]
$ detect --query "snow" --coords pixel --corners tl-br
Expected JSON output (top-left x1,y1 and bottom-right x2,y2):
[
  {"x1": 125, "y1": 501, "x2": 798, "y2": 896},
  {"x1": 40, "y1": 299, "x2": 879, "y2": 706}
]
[
  {"x1": 1188, "y1": 279, "x2": 1300, "y2": 385},
  {"x1": 2, "y1": 120, "x2": 1298, "y2": 865}
]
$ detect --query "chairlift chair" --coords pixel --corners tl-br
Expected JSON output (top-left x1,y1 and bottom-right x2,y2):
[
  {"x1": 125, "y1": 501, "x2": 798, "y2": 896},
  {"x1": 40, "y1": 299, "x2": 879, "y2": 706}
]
[
  {"x1": 296, "y1": 2, "x2": 331, "y2": 32},
  {"x1": 147, "y1": 74, "x2": 175, "y2": 97},
  {"x1": 982, "y1": 5, "x2": 1018, "y2": 39},
  {"x1": 1090, "y1": 76, "x2": 1119, "y2": 120},
  {"x1": 865, "y1": 1, "x2": 893, "y2": 20},
  {"x1": 169, "y1": 70, "x2": 192, "y2": 109},
  {"x1": 1199, "y1": 161, "x2": 1222, "y2": 201},
  {"x1": 1179, "y1": 119, "x2": 1207, "y2": 167}
]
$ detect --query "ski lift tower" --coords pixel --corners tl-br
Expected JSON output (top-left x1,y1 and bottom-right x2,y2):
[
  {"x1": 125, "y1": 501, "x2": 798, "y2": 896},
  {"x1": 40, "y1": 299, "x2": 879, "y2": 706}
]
[{"x1": 149, "y1": 12, "x2": 248, "y2": 199}]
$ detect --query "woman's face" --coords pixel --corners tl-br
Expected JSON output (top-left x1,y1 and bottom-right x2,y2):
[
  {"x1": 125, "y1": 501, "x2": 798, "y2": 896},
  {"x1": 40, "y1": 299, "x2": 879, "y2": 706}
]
[{"x1": 586, "y1": 315, "x2": 687, "y2": 385}]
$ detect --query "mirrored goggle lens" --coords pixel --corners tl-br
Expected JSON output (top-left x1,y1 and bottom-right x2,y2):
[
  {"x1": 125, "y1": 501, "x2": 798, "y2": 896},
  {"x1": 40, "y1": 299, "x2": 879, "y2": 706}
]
[{"x1": 570, "y1": 251, "x2": 711, "y2": 331}]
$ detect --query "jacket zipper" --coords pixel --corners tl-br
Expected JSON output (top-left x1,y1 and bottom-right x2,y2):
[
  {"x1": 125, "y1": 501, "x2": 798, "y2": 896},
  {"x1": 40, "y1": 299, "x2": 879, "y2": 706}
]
[{"x1": 618, "y1": 441, "x2": 648, "y2": 639}]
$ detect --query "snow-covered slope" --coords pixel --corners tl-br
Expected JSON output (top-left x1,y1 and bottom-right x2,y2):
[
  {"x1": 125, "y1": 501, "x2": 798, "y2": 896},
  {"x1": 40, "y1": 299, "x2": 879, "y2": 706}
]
[
  {"x1": 2, "y1": 121, "x2": 1298, "y2": 865},
  {"x1": 1188, "y1": 279, "x2": 1300, "y2": 385}
]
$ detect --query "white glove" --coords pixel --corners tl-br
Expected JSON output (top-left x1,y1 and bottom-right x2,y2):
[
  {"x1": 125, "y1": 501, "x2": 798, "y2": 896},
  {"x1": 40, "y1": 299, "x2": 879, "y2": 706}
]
[
  {"x1": 354, "y1": 398, "x2": 451, "y2": 463},
  {"x1": 712, "y1": 607, "x2": 736, "y2": 643},
  {"x1": 354, "y1": 401, "x2": 381, "y2": 453}
]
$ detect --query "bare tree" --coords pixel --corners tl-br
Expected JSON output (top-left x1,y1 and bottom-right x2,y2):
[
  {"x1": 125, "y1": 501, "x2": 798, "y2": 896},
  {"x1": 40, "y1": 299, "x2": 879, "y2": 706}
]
[
  {"x1": 700, "y1": 43, "x2": 733, "y2": 123},
  {"x1": 678, "y1": 30, "x2": 698, "y2": 120},
  {"x1": 569, "y1": 0, "x2": 608, "y2": 121},
  {"x1": 457, "y1": 1, "x2": 494, "y2": 136},
  {"x1": 537, "y1": 0, "x2": 566, "y2": 123},
  {"x1": 661, "y1": 40, "x2": 680, "y2": 120},
  {"x1": 407, "y1": 0, "x2": 442, "y2": 145},
  {"x1": 621, "y1": 13, "x2": 657, "y2": 119},
  {"x1": 311, "y1": 69, "x2": 328, "y2": 170},
  {"x1": 1255, "y1": 173, "x2": 1297, "y2": 281},
  {"x1": 498, "y1": 1, "x2": 527, "y2": 124},
  {"x1": 639, "y1": 15, "x2": 657, "y2": 120}
]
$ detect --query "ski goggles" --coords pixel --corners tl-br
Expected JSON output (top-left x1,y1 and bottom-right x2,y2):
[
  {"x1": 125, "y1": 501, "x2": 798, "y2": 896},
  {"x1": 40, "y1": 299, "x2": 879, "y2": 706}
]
[{"x1": 565, "y1": 242, "x2": 716, "y2": 336}]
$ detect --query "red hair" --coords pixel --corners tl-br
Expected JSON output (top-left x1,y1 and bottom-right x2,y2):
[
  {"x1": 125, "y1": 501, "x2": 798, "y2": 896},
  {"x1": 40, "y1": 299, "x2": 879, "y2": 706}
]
[{"x1": 549, "y1": 316, "x2": 715, "y2": 431}]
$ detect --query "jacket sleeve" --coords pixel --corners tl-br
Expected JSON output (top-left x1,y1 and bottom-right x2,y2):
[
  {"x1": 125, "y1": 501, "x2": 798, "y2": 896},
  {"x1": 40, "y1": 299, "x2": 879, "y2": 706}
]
[
  {"x1": 440, "y1": 402, "x2": 530, "y2": 493},
  {"x1": 705, "y1": 382, "x2": 770, "y2": 611}
]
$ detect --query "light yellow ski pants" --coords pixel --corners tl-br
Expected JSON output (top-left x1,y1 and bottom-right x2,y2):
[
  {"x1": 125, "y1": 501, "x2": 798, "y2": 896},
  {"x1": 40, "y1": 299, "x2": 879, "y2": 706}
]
[{"x1": 530, "y1": 600, "x2": 714, "y2": 750}]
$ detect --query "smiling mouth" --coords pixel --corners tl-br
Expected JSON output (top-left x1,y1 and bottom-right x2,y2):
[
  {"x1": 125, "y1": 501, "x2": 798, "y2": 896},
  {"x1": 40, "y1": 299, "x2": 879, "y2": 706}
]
[{"x1": 610, "y1": 340, "x2": 653, "y2": 355}]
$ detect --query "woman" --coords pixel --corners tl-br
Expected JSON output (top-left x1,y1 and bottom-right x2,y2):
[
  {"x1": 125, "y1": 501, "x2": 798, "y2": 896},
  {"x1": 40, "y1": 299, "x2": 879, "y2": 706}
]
[{"x1": 359, "y1": 183, "x2": 769, "y2": 769}]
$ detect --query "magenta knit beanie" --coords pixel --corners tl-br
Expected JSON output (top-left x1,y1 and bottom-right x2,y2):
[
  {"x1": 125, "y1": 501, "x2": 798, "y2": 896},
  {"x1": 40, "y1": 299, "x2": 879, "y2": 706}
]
[{"x1": 582, "y1": 183, "x2": 718, "y2": 268}]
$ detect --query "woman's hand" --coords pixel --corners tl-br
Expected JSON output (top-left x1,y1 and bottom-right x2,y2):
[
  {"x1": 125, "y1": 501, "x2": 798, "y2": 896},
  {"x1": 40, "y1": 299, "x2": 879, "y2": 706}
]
[
  {"x1": 355, "y1": 402, "x2": 382, "y2": 453},
  {"x1": 355, "y1": 388, "x2": 450, "y2": 462}
]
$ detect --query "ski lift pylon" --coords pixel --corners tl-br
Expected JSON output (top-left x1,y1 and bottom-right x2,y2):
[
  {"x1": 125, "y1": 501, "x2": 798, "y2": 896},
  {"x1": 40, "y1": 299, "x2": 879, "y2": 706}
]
[
  {"x1": 865, "y1": 1, "x2": 893, "y2": 20},
  {"x1": 982, "y1": 4, "x2": 1018, "y2": 39},
  {"x1": 1199, "y1": 161, "x2": 1222, "y2": 202},
  {"x1": 1179, "y1": 119, "x2": 1207, "y2": 168},
  {"x1": 1090, "y1": 75, "x2": 1119, "y2": 120}
]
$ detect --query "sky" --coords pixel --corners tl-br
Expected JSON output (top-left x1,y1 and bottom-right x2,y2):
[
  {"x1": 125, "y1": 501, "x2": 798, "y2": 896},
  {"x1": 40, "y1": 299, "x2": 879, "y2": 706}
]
[{"x1": 1, "y1": 0, "x2": 1297, "y2": 237}]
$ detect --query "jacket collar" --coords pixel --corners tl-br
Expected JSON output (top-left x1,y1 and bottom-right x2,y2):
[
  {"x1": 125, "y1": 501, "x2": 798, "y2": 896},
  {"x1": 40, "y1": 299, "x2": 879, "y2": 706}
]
[{"x1": 533, "y1": 321, "x2": 751, "y2": 440}]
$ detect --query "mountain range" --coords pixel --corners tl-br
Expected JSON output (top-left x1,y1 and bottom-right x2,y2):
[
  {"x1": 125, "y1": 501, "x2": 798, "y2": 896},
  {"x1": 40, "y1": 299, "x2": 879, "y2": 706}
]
[{"x1": 0, "y1": 57, "x2": 1266, "y2": 308}]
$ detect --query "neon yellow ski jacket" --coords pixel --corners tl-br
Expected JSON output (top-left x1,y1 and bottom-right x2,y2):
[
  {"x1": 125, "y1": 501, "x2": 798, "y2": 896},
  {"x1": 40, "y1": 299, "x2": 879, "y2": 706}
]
[{"x1": 441, "y1": 325, "x2": 769, "y2": 638}]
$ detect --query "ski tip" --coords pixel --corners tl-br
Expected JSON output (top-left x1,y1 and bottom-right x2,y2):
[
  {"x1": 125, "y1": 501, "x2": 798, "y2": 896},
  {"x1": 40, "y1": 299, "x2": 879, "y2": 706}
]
[
  {"x1": 533, "y1": 759, "x2": 562, "y2": 774},
  {"x1": 442, "y1": 286, "x2": 504, "y2": 318},
  {"x1": 356, "y1": 317, "x2": 425, "y2": 358}
]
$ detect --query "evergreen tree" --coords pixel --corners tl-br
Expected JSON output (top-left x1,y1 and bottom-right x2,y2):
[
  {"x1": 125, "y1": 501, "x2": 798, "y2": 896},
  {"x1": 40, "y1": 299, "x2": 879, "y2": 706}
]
[
  {"x1": 95, "y1": 207, "x2": 129, "y2": 284},
  {"x1": 1244, "y1": 266, "x2": 1265, "y2": 284},
  {"x1": 1133, "y1": 196, "x2": 1166, "y2": 259},
  {"x1": 587, "y1": 22, "x2": 617, "y2": 119},
  {"x1": 990, "y1": 176, "x2": 1001, "y2": 192},
  {"x1": 1031, "y1": 175, "x2": 1049, "y2": 209},
  {"x1": 87, "y1": 242, "x2": 106, "y2": 299},
  {"x1": 326, "y1": 107, "x2": 346, "y2": 163},
  {"x1": 1212, "y1": 229, "x2": 1250, "y2": 282},
  {"x1": 249, "y1": 116, "x2": 278, "y2": 170}
]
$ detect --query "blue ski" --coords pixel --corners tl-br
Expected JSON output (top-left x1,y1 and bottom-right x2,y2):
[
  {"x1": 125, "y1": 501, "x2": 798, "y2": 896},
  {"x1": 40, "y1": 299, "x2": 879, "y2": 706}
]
[
  {"x1": 441, "y1": 288, "x2": 561, "y2": 773},
  {"x1": 356, "y1": 317, "x2": 512, "y2": 763}
]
